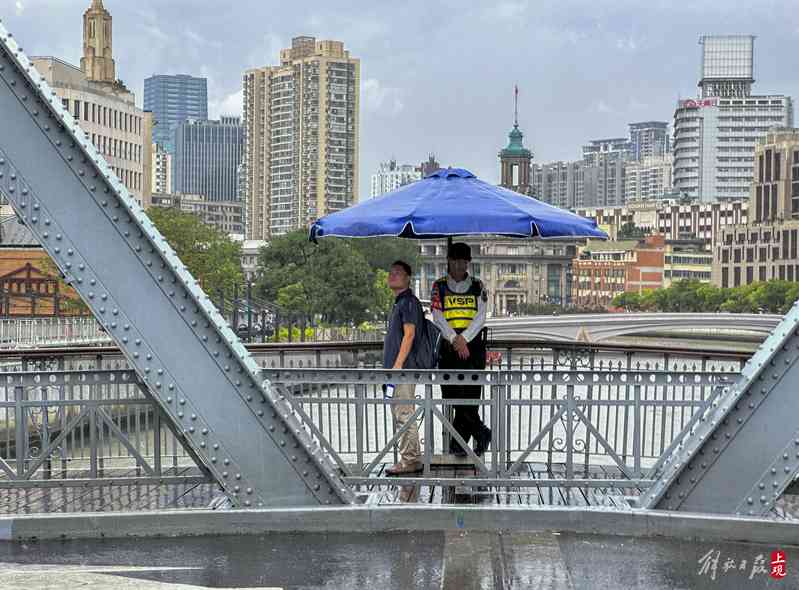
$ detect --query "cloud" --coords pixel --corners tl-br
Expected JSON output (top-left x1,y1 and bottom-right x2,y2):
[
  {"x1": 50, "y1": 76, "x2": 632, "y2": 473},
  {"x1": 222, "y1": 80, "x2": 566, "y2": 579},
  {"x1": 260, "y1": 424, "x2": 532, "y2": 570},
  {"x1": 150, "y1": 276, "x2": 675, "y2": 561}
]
[
  {"x1": 492, "y1": 0, "x2": 529, "y2": 22},
  {"x1": 363, "y1": 78, "x2": 404, "y2": 116},
  {"x1": 210, "y1": 89, "x2": 243, "y2": 119},
  {"x1": 15, "y1": 1, "x2": 24, "y2": 16},
  {"x1": 616, "y1": 35, "x2": 638, "y2": 52},
  {"x1": 590, "y1": 100, "x2": 614, "y2": 114}
]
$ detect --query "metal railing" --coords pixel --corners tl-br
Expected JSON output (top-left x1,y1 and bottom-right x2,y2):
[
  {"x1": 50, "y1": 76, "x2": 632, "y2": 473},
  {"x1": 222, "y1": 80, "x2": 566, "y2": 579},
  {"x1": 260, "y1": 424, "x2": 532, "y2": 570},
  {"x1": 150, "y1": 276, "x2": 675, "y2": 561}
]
[
  {"x1": 0, "y1": 340, "x2": 746, "y2": 511},
  {"x1": 264, "y1": 347, "x2": 741, "y2": 499},
  {"x1": 0, "y1": 315, "x2": 387, "y2": 349},
  {"x1": 0, "y1": 317, "x2": 108, "y2": 349}
]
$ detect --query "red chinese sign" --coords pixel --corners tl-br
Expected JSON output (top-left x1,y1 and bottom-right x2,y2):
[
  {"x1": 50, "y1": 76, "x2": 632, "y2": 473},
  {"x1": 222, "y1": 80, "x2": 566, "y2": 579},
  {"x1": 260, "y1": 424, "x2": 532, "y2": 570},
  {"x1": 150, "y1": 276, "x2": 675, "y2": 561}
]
[
  {"x1": 771, "y1": 550, "x2": 787, "y2": 580},
  {"x1": 679, "y1": 98, "x2": 719, "y2": 109}
]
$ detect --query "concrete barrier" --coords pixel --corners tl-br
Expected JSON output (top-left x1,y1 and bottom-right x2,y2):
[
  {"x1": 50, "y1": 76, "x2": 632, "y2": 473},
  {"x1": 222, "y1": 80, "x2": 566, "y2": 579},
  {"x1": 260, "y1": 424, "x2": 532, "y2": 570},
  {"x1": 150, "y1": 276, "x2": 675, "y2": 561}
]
[{"x1": 1, "y1": 505, "x2": 796, "y2": 546}]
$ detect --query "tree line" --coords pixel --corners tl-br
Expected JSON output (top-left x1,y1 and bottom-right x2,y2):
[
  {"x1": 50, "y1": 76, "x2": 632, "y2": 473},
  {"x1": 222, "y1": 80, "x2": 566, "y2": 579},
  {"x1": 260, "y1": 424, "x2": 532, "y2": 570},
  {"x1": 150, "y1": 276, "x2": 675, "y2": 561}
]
[{"x1": 612, "y1": 279, "x2": 799, "y2": 314}]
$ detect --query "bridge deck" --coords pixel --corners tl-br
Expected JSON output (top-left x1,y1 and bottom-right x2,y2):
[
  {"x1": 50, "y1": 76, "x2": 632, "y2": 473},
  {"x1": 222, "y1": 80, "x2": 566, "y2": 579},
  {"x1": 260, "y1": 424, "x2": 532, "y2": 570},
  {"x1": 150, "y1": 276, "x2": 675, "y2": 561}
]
[{"x1": 0, "y1": 462, "x2": 650, "y2": 513}]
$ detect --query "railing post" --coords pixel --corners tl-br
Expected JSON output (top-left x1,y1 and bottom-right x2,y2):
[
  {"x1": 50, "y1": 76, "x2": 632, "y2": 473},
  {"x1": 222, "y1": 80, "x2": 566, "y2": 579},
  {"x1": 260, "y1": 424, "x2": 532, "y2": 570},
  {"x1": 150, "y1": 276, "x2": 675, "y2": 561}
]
[
  {"x1": 566, "y1": 379, "x2": 574, "y2": 481},
  {"x1": 246, "y1": 282, "x2": 253, "y2": 343},
  {"x1": 633, "y1": 381, "x2": 641, "y2": 478},
  {"x1": 355, "y1": 382, "x2": 364, "y2": 472},
  {"x1": 424, "y1": 383, "x2": 433, "y2": 476},
  {"x1": 14, "y1": 385, "x2": 26, "y2": 478}
]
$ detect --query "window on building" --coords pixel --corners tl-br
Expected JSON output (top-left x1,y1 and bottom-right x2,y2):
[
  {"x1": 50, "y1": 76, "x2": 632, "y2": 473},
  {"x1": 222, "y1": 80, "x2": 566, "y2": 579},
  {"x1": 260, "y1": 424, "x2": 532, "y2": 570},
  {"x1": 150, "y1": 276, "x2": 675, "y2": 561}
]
[
  {"x1": 779, "y1": 265, "x2": 785, "y2": 280},
  {"x1": 73, "y1": 100, "x2": 80, "y2": 119},
  {"x1": 83, "y1": 101, "x2": 89, "y2": 121},
  {"x1": 759, "y1": 154, "x2": 765, "y2": 182},
  {"x1": 61, "y1": 98, "x2": 69, "y2": 110},
  {"x1": 746, "y1": 248, "x2": 753, "y2": 263},
  {"x1": 784, "y1": 230, "x2": 790, "y2": 257},
  {"x1": 746, "y1": 267, "x2": 753, "y2": 284},
  {"x1": 775, "y1": 152, "x2": 781, "y2": 181},
  {"x1": 755, "y1": 185, "x2": 762, "y2": 222},
  {"x1": 734, "y1": 249, "x2": 741, "y2": 264},
  {"x1": 792, "y1": 230, "x2": 798, "y2": 259},
  {"x1": 733, "y1": 267, "x2": 741, "y2": 287},
  {"x1": 771, "y1": 186, "x2": 778, "y2": 220},
  {"x1": 789, "y1": 266, "x2": 795, "y2": 282},
  {"x1": 766, "y1": 149, "x2": 772, "y2": 182},
  {"x1": 759, "y1": 266, "x2": 767, "y2": 282}
]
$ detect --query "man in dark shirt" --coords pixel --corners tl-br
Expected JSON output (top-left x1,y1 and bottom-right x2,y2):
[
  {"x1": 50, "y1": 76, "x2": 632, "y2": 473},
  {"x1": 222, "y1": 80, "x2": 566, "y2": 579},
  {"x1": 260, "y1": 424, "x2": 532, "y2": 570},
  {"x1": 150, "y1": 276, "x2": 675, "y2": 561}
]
[{"x1": 383, "y1": 260, "x2": 424, "y2": 480}]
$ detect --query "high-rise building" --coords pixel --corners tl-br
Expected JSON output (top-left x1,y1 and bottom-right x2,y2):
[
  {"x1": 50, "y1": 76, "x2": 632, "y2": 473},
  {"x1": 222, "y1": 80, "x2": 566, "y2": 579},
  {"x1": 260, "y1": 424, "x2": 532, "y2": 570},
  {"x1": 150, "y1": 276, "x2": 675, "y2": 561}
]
[
  {"x1": 672, "y1": 35, "x2": 794, "y2": 202},
  {"x1": 629, "y1": 122, "x2": 670, "y2": 161},
  {"x1": 531, "y1": 161, "x2": 584, "y2": 209},
  {"x1": 174, "y1": 117, "x2": 244, "y2": 202},
  {"x1": 714, "y1": 128, "x2": 799, "y2": 287},
  {"x1": 582, "y1": 154, "x2": 626, "y2": 208},
  {"x1": 152, "y1": 143, "x2": 172, "y2": 194},
  {"x1": 31, "y1": 0, "x2": 153, "y2": 207},
  {"x1": 582, "y1": 138, "x2": 632, "y2": 166},
  {"x1": 150, "y1": 193, "x2": 244, "y2": 236},
  {"x1": 370, "y1": 160, "x2": 421, "y2": 198},
  {"x1": 623, "y1": 155, "x2": 674, "y2": 202},
  {"x1": 144, "y1": 74, "x2": 208, "y2": 153},
  {"x1": 243, "y1": 36, "x2": 360, "y2": 240}
]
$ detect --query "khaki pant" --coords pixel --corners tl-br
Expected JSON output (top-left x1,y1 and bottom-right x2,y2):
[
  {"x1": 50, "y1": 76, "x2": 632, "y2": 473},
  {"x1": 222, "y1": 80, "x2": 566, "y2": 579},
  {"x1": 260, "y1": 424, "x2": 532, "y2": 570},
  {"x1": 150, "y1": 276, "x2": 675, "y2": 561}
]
[{"x1": 392, "y1": 383, "x2": 421, "y2": 465}]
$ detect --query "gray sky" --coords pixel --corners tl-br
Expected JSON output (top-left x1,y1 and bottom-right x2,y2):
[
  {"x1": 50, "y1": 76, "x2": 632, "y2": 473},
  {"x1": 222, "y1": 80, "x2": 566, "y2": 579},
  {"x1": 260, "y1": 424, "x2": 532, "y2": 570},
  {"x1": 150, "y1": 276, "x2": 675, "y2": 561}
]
[{"x1": 7, "y1": 0, "x2": 799, "y2": 199}]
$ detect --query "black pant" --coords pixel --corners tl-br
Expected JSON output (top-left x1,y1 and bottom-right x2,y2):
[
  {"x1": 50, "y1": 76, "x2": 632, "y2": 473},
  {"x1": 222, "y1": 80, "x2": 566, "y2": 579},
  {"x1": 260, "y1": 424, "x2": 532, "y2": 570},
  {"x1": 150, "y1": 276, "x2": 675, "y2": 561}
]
[{"x1": 439, "y1": 337, "x2": 487, "y2": 449}]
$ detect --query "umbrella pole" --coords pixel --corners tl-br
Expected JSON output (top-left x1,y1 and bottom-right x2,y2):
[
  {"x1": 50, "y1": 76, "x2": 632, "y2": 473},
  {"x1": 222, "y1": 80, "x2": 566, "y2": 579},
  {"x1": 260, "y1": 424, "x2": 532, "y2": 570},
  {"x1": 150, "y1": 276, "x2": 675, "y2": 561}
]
[{"x1": 446, "y1": 235, "x2": 453, "y2": 251}]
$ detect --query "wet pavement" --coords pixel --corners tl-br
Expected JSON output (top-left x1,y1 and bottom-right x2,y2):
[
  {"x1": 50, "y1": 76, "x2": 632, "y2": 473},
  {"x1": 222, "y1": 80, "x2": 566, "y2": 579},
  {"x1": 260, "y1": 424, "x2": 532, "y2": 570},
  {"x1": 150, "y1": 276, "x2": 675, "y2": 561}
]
[{"x1": 0, "y1": 530, "x2": 797, "y2": 589}]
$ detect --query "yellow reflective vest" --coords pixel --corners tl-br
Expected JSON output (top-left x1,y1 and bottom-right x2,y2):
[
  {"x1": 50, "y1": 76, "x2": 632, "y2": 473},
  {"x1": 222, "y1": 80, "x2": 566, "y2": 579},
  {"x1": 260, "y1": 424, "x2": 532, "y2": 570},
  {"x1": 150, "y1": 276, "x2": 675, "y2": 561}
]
[{"x1": 433, "y1": 277, "x2": 484, "y2": 331}]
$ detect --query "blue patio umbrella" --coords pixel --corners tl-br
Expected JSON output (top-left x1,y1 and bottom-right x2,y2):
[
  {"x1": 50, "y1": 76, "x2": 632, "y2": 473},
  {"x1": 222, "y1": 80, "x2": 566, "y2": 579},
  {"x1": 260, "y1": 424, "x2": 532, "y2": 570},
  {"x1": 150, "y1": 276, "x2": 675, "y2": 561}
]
[{"x1": 309, "y1": 168, "x2": 607, "y2": 242}]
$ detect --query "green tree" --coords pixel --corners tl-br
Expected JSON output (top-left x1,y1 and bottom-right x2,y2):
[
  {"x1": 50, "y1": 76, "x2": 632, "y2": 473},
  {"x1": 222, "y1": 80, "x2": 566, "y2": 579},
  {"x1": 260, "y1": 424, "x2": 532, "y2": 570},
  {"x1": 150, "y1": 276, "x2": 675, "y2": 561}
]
[
  {"x1": 617, "y1": 222, "x2": 649, "y2": 239},
  {"x1": 611, "y1": 291, "x2": 644, "y2": 311},
  {"x1": 148, "y1": 207, "x2": 243, "y2": 300},
  {"x1": 372, "y1": 269, "x2": 394, "y2": 320},
  {"x1": 348, "y1": 237, "x2": 420, "y2": 274},
  {"x1": 256, "y1": 230, "x2": 380, "y2": 324}
]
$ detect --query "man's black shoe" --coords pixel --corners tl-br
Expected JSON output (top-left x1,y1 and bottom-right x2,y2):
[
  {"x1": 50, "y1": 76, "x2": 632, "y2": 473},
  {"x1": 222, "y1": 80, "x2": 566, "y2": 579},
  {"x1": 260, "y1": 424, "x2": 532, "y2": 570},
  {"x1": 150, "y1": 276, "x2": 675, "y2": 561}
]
[{"x1": 474, "y1": 427, "x2": 492, "y2": 456}]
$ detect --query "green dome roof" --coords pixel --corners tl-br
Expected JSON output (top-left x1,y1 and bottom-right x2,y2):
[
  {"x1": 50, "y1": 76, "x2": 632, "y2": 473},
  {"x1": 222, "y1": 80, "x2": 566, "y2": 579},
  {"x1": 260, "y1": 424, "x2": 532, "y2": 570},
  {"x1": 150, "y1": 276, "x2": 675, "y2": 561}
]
[{"x1": 500, "y1": 124, "x2": 531, "y2": 158}]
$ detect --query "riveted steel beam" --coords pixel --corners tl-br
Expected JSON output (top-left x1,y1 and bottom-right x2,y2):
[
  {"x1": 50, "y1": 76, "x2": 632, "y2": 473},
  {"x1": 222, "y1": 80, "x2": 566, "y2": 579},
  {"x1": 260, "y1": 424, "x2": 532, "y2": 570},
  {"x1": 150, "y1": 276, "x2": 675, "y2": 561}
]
[
  {"x1": 0, "y1": 23, "x2": 353, "y2": 507},
  {"x1": 642, "y1": 300, "x2": 799, "y2": 515}
]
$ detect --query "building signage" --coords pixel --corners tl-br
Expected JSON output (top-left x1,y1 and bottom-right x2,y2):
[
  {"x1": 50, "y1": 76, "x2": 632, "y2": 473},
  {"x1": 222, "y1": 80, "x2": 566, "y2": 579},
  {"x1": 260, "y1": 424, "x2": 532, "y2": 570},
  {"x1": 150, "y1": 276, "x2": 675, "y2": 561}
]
[{"x1": 679, "y1": 98, "x2": 719, "y2": 109}]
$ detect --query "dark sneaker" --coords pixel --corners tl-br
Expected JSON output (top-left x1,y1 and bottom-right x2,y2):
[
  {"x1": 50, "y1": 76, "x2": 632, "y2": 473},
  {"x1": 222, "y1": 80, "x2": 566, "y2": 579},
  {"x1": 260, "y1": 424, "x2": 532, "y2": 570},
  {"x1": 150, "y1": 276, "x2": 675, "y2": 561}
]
[{"x1": 474, "y1": 427, "x2": 492, "y2": 456}]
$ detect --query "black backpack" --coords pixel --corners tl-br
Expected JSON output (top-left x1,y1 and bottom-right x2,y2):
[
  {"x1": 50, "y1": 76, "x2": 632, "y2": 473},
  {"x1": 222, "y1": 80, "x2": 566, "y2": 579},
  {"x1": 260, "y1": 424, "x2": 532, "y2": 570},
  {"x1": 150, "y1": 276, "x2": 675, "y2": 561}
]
[{"x1": 413, "y1": 317, "x2": 442, "y2": 369}]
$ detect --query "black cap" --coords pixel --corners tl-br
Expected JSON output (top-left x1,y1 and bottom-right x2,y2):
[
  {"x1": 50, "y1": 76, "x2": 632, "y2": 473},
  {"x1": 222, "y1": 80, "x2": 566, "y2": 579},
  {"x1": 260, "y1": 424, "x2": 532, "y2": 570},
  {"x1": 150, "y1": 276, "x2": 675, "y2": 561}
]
[{"x1": 447, "y1": 242, "x2": 472, "y2": 261}]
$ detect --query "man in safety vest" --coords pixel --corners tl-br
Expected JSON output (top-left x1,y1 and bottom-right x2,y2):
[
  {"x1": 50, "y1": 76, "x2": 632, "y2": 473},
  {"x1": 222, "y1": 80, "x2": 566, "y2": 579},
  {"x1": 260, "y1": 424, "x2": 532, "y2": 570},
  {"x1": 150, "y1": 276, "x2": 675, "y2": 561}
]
[{"x1": 430, "y1": 242, "x2": 491, "y2": 456}]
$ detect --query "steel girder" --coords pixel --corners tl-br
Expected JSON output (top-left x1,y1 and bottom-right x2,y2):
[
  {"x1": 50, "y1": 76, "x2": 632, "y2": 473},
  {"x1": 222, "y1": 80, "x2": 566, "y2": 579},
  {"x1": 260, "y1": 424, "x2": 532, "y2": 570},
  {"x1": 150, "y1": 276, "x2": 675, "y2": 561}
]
[
  {"x1": 641, "y1": 301, "x2": 799, "y2": 515},
  {"x1": 0, "y1": 23, "x2": 353, "y2": 507}
]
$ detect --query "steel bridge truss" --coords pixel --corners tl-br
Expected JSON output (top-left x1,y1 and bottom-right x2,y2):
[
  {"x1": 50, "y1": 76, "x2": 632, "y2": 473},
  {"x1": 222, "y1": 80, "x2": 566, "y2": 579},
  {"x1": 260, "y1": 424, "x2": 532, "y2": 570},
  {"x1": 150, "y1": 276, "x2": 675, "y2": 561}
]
[{"x1": 0, "y1": 23, "x2": 352, "y2": 508}]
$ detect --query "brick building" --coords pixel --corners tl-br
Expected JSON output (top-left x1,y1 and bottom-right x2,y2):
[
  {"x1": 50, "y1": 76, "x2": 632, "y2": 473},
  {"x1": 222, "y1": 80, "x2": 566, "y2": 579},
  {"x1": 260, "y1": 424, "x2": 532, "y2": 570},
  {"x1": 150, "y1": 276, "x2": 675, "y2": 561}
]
[{"x1": 572, "y1": 235, "x2": 666, "y2": 308}]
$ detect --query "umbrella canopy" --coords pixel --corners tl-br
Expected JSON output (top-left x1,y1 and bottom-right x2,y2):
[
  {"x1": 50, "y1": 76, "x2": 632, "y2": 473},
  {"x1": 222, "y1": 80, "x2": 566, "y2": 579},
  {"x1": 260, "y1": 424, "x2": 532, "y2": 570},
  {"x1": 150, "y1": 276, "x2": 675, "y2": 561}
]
[{"x1": 309, "y1": 168, "x2": 607, "y2": 241}]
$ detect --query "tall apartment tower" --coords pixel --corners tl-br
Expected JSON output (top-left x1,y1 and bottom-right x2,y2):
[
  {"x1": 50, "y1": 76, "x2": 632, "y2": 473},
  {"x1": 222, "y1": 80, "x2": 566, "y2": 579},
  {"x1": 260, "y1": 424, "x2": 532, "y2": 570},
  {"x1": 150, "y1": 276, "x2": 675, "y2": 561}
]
[
  {"x1": 174, "y1": 117, "x2": 244, "y2": 202},
  {"x1": 32, "y1": 0, "x2": 152, "y2": 207},
  {"x1": 672, "y1": 36, "x2": 794, "y2": 202},
  {"x1": 144, "y1": 74, "x2": 208, "y2": 153},
  {"x1": 629, "y1": 122, "x2": 670, "y2": 161},
  {"x1": 370, "y1": 160, "x2": 421, "y2": 198},
  {"x1": 243, "y1": 36, "x2": 360, "y2": 240},
  {"x1": 499, "y1": 88, "x2": 532, "y2": 194}
]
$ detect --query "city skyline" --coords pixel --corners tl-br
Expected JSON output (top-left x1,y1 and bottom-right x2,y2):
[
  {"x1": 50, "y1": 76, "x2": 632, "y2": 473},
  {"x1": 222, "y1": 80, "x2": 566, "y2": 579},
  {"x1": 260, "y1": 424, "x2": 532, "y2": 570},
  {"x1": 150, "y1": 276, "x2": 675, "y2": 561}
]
[{"x1": 8, "y1": 1, "x2": 799, "y2": 201}]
